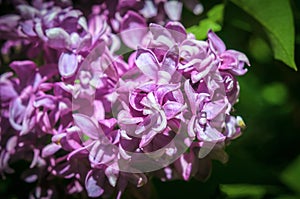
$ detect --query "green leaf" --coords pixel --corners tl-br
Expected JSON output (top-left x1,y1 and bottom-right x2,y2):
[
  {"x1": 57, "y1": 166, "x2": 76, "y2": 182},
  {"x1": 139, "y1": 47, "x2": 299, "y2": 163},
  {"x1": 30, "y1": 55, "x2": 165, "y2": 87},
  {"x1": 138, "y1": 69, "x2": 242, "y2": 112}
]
[
  {"x1": 187, "y1": 4, "x2": 224, "y2": 40},
  {"x1": 187, "y1": 19, "x2": 222, "y2": 40},
  {"x1": 207, "y1": 4, "x2": 224, "y2": 22},
  {"x1": 230, "y1": 0, "x2": 297, "y2": 70},
  {"x1": 220, "y1": 184, "x2": 267, "y2": 198}
]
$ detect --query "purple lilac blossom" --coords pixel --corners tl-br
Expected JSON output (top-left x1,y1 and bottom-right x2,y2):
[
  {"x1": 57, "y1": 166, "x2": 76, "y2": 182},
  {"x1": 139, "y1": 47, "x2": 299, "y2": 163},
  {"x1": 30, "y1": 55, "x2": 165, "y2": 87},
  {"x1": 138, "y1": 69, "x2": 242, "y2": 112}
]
[{"x1": 0, "y1": 1, "x2": 249, "y2": 198}]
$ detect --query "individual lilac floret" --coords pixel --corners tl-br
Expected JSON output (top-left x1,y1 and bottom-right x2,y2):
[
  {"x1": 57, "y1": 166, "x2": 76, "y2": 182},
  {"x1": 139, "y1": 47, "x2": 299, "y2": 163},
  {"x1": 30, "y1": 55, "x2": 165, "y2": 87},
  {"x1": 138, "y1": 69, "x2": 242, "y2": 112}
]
[{"x1": 207, "y1": 30, "x2": 250, "y2": 76}]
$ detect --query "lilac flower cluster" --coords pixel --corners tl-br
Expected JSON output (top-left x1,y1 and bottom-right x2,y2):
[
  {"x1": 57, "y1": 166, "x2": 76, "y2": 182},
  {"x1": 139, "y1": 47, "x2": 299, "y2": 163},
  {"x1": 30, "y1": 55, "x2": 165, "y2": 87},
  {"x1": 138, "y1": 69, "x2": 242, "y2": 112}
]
[{"x1": 0, "y1": 0, "x2": 249, "y2": 198}]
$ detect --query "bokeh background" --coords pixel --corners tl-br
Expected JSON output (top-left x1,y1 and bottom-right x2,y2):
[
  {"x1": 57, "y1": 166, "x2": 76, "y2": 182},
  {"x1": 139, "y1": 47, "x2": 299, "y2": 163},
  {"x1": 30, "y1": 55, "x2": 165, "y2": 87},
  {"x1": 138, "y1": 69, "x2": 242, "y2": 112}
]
[{"x1": 1, "y1": 0, "x2": 300, "y2": 198}]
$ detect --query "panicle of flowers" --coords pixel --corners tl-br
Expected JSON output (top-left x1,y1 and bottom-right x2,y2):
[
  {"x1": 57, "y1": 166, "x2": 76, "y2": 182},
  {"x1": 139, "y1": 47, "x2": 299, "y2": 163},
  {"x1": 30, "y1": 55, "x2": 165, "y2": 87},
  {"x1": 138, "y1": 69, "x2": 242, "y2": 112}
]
[{"x1": 0, "y1": 0, "x2": 249, "y2": 198}]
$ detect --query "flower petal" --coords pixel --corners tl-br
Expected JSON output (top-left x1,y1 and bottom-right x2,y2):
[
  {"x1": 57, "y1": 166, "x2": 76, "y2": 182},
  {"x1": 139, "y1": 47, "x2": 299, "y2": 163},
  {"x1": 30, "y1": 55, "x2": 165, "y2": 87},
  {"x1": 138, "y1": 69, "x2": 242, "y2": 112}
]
[
  {"x1": 187, "y1": 115, "x2": 196, "y2": 138},
  {"x1": 10, "y1": 60, "x2": 36, "y2": 86},
  {"x1": 105, "y1": 165, "x2": 119, "y2": 187},
  {"x1": 9, "y1": 98, "x2": 25, "y2": 131},
  {"x1": 17, "y1": 5, "x2": 38, "y2": 19},
  {"x1": 175, "y1": 152, "x2": 195, "y2": 181},
  {"x1": 203, "y1": 99, "x2": 228, "y2": 120},
  {"x1": 58, "y1": 52, "x2": 78, "y2": 78},
  {"x1": 139, "y1": 130, "x2": 158, "y2": 148},
  {"x1": 164, "y1": 1, "x2": 183, "y2": 21},
  {"x1": 163, "y1": 101, "x2": 185, "y2": 119},
  {"x1": 149, "y1": 23, "x2": 174, "y2": 49},
  {"x1": 155, "y1": 83, "x2": 180, "y2": 105},
  {"x1": 207, "y1": 29, "x2": 226, "y2": 54},
  {"x1": 85, "y1": 170, "x2": 105, "y2": 198},
  {"x1": 45, "y1": 27, "x2": 71, "y2": 49},
  {"x1": 73, "y1": 113, "x2": 102, "y2": 140},
  {"x1": 6, "y1": 136, "x2": 18, "y2": 153},
  {"x1": 165, "y1": 21, "x2": 187, "y2": 43},
  {"x1": 118, "y1": 110, "x2": 143, "y2": 125},
  {"x1": 140, "y1": 0, "x2": 157, "y2": 18},
  {"x1": 135, "y1": 48, "x2": 159, "y2": 80},
  {"x1": 120, "y1": 11, "x2": 147, "y2": 49},
  {"x1": 42, "y1": 143, "x2": 61, "y2": 158},
  {"x1": 161, "y1": 45, "x2": 179, "y2": 76},
  {"x1": 184, "y1": 80, "x2": 197, "y2": 114}
]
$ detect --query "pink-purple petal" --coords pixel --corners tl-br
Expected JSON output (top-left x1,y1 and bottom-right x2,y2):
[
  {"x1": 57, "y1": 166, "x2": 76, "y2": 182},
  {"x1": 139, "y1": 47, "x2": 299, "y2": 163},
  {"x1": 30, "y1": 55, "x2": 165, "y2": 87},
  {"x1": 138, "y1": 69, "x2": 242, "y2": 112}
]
[
  {"x1": 120, "y1": 11, "x2": 147, "y2": 49},
  {"x1": 207, "y1": 29, "x2": 226, "y2": 54},
  {"x1": 73, "y1": 114, "x2": 101, "y2": 140},
  {"x1": 45, "y1": 27, "x2": 71, "y2": 49},
  {"x1": 58, "y1": 52, "x2": 78, "y2": 78},
  {"x1": 135, "y1": 48, "x2": 159, "y2": 80}
]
